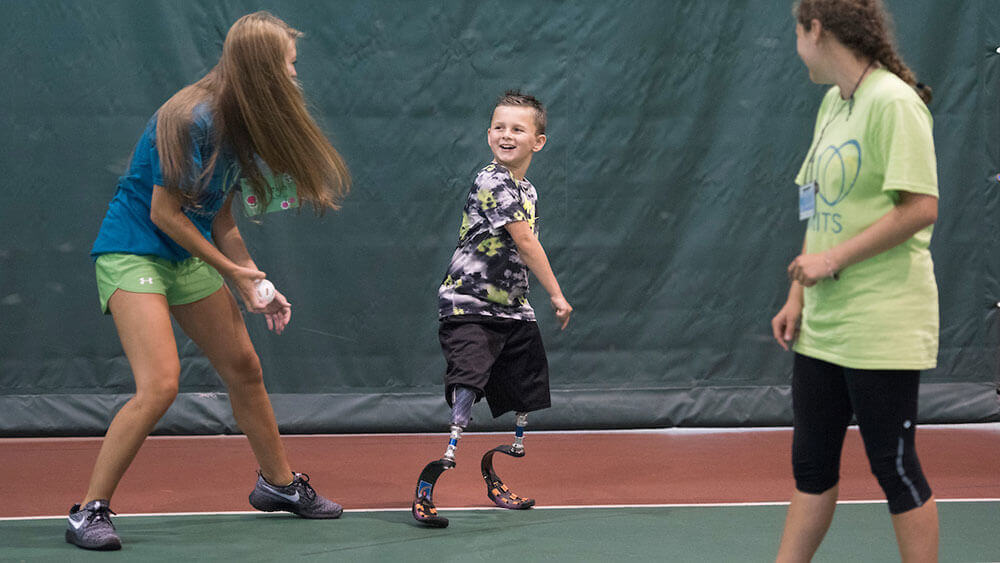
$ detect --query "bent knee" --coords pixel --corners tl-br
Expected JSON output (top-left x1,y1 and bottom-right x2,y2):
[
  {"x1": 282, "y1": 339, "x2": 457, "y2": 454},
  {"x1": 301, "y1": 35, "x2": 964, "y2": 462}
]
[
  {"x1": 134, "y1": 380, "x2": 179, "y2": 414},
  {"x1": 217, "y1": 349, "x2": 263, "y2": 385}
]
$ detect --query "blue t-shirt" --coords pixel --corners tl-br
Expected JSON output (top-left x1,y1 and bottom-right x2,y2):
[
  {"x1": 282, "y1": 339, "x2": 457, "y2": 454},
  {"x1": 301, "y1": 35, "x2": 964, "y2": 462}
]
[{"x1": 91, "y1": 103, "x2": 241, "y2": 262}]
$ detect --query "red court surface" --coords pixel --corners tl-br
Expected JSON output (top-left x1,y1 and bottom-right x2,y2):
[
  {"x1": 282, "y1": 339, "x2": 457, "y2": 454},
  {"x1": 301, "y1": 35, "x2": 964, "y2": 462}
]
[{"x1": 2, "y1": 425, "x2": 997, "y2": 517}]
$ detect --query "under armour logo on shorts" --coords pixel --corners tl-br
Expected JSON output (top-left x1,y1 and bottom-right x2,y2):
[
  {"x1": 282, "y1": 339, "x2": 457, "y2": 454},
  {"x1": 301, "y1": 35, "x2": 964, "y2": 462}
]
[{"x1": 139, "y1": 277, "x2": 154, "y2": 285}]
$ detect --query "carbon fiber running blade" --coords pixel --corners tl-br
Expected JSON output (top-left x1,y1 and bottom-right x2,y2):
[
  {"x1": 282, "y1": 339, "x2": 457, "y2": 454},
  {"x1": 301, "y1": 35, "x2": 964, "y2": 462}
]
[
  {"x1": 415, "y1": 458, "x2": 455, "y2": 501},
  {"x1": 481, "y1": 445, "x2": 535, "y2": 510}
]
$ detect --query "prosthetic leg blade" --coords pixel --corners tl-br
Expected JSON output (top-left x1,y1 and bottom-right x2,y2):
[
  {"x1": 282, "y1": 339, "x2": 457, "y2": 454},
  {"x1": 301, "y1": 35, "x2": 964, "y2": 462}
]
[
  {"x1": 412, "y1": 458, "x2": 455, "y2": 528},
  {"x1": 481, "y1": 446, "x2": 535, "y2": 510}
]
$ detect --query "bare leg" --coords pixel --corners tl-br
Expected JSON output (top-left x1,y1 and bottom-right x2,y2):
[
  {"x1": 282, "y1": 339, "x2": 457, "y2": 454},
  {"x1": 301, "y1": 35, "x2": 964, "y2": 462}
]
[
  {"x1": 776, "y1": 486, "x2": 839, "y2": 563},
  {"x1": 171, "y1": 287, "x2": 293, "y2": 486},
  {"x1": 891, "y1": 497, "x2": 939, "y2": 563},
  {"x1": 82, "y1": 291, "x2": 181, "y2": 505}
]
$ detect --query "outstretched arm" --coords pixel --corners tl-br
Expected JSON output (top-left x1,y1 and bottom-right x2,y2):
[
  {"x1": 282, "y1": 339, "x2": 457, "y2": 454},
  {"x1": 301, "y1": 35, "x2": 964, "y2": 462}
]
[{"x1": 504, "y1": 220, "x2": 572, "y2": 329}]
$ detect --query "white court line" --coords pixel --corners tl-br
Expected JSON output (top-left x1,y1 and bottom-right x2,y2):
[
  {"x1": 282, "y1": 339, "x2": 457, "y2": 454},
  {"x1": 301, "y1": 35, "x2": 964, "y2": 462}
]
[
  {"x1": 4, "y1": 498, "x2": 997, "y2": 522},
  {"x1": 1, "y1": 422, "x2": 997, "y2": 443}
]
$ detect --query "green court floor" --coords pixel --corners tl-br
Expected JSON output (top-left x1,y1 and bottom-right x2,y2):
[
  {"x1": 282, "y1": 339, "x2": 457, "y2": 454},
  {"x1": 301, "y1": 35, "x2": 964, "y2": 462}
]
[{"x1": 1, "y1": 502, "x2": 996, "y2": 562}]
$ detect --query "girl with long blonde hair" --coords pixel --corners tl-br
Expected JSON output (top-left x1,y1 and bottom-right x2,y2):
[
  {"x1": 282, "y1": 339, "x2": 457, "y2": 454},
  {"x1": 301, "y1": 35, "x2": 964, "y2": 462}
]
[{"x1": 71, "y1": 11, "x2": 349, "y2": 551}]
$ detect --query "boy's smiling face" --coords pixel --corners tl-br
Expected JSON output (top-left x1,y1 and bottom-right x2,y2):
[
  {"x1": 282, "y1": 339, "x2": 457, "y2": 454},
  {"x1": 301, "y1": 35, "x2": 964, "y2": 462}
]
[{"x1": 487, "y1": 105, "x2": 546, "y2": 175}]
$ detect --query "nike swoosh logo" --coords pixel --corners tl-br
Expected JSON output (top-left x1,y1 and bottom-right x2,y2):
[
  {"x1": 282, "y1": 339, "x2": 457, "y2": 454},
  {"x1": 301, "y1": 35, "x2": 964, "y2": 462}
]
[
  {"x1": 262, "y1": 484, "x2": 299, "y2": 503},
  {"x1": 68, "y1": 516, "x2": 85, "y2": 530}
]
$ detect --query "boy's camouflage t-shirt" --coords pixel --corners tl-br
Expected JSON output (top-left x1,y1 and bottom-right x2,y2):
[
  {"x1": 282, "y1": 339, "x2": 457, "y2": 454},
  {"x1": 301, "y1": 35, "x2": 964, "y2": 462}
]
[{"x1": 438, "y1": 163, "x2": 538, "y2": 320}]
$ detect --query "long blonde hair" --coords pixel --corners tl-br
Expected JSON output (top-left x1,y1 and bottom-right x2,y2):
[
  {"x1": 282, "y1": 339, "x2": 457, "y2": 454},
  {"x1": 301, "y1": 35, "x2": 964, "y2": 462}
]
[{"x1": 156, "y1": 11, "x2": 349, "y2": 212}]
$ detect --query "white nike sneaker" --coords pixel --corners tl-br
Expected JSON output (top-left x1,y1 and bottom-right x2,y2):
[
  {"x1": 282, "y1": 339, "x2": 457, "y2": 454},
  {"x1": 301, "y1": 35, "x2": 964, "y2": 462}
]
[
  {"x1": 65, "y1": 499, "x2": 121, "y2": 550},
  {"x1": 248, "y1": 471, "x2": 343, "y2": 519}
]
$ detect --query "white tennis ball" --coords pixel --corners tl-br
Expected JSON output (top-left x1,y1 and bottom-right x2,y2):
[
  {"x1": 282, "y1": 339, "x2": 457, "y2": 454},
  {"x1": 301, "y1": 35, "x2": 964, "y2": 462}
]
[{"x1": 254, "y1": 279, "x2": 275, "y2": 305}]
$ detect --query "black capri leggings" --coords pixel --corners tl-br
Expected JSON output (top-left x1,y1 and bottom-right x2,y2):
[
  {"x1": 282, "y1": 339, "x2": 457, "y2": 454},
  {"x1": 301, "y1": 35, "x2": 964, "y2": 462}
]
[{"x1": 791, "y1": 353, "x2": 932, "y2": 514}]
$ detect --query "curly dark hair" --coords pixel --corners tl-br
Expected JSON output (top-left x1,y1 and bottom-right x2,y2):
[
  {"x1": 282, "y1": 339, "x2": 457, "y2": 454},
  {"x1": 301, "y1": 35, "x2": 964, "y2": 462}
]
[{"x1": 795, "y1": 0, "x2": 931, "y2": 104}]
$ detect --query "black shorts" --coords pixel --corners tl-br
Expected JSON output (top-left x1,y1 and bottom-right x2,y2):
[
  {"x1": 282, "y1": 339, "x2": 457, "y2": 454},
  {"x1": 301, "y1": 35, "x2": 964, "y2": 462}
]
[{"x1": 438, "y1": 315, "x2": 551, "y2": 418}]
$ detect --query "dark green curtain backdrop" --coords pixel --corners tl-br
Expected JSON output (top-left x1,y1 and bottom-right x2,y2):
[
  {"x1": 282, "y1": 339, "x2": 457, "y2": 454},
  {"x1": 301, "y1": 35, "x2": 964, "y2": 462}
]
[{"x1": 1, "y1": 0, "x2": 998, "y2": 435}]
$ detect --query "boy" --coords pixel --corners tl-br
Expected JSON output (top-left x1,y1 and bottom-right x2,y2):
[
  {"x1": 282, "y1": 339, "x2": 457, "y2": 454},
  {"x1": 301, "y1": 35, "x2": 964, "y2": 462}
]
[{"x1": 412, "y1": 90, "x2": 572, "y2": 528}]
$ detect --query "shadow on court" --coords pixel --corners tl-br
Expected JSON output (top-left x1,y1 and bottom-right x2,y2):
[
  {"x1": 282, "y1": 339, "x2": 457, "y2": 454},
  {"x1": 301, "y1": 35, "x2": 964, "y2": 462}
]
[{"x1": 1, "y1": 503, "x2": 996, "y2": 561}]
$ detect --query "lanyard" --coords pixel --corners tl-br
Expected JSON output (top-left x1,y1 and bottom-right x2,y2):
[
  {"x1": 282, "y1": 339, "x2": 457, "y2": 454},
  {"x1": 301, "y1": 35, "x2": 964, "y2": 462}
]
[
  {"x1": 803, "y1": 101, "x2": 849, "y2": 183},
  {"x1": 803, "y1": 62, "x2": 874, "y2": 183}
]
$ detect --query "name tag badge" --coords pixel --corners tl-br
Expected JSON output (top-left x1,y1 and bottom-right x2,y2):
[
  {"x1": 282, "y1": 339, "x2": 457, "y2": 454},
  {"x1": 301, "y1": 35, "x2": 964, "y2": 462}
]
[{"x1": 799, "y1": 181, "x2": 817, "y2": 221}]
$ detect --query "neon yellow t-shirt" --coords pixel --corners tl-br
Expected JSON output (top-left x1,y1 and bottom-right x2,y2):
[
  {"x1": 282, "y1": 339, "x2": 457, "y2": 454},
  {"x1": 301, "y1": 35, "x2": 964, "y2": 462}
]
[{"x1": 793, "y1": 69, "x2": 939, "y2": 370}]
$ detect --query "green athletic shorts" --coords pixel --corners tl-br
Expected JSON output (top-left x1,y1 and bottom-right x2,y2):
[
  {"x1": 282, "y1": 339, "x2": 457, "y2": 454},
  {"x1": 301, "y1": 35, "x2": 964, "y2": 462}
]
[{"x1": 94, "y1": 253, "x2": 224, "y2": 314}]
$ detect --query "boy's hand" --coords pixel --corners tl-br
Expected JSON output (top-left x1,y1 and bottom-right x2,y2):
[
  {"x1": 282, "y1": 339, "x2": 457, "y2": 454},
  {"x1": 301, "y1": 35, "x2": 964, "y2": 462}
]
[{"x1": 551, "y1": 295, "x2": 572, "y2": 330}]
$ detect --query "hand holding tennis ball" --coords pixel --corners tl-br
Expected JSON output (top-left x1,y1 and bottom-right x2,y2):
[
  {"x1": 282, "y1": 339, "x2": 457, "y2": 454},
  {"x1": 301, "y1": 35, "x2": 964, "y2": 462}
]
[{"x1": 254, "y1": 279, "x2": 276, "y2": 305}]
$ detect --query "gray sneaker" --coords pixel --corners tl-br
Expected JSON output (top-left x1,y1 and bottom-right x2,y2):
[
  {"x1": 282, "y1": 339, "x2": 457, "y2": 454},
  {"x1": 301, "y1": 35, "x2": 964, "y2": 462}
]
[
  {"x1": 248, "y1": 472, "x2": 343, "y2": 519},
  {"x1": 65, "y1": 500, "x2": 121, "y2": 551}
]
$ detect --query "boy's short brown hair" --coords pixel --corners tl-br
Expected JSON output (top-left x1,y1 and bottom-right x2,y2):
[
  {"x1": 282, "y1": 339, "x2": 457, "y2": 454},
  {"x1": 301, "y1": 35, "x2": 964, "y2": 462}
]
[{"x1": 495, "y1": 90, "x2": 546, "y2": 135}]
